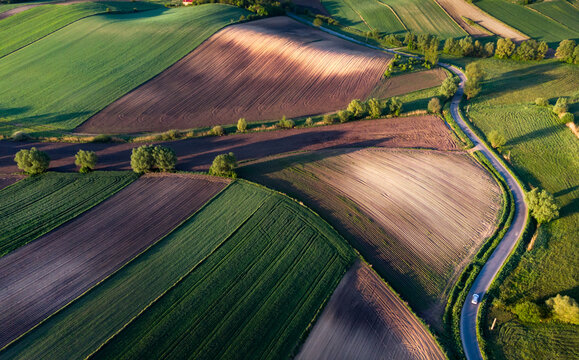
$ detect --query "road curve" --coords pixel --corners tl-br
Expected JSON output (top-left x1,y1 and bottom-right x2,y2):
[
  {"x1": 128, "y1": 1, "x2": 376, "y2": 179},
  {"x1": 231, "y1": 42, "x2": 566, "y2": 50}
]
[{"x1": 289, "y1": 14, "x2": 529, "y2": 360}]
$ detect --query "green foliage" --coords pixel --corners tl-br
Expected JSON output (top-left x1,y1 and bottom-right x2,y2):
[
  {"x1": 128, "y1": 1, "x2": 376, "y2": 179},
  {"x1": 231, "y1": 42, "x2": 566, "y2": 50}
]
[
  {"x1": 0, "y1": 172, "x2": 137, "y2": 257},
  {"x1": 525, "y1": 188, "x2": 559, "y2": 224},
  {"x1": 14, "y1": 147, "x2": 50, "y2": 175},
  {"x1": 11, "y1": 130, "x2": 29, "y2": 141},
  {"x1": 305, "y1": 117, "x2": 313, "y2": 126},
  {"x1": 277, "y1": 116, "x2": 295, "y2": 129},
  {"x1": 488, "y1": 130, "x2": 506, "y2": 148},
  {"x1": 322, "y1": 114, "x2": 336, "y2": 125},
  {"x1": 208, "y1": 152, "x2": 237, "y2": 178},
  {"x1": 553, "y1": 97, "x2": 569, "y2": 115},
  {"x1": 74, "y1": 150, "x2": 97, "y2": 173},
  {"x1": 337, "y1": 110, "x2": 352, "y2": 123},
  {"x1": 92, "y1": 134, "x2": 112, "y2": 143},
  {"x1": 559, "y1": 112, "x2": 574, "y2": 124},
  {"x1": 366, "y1": 98, "x2": 383, "y2": 118},
  {"x1": 546, "y1": 294, "x2": 579, "y2": 325},
  {"x1": 130, "y1": 145, "x2": 154, "y2": 174},
  {"x1": 428, "y1": 97, "x2": 441, "y2": 114},
  {"x1": 152, "y1": 145, "x2": 176, "y2": 172},
  {"x1": 465, "y1": 62, "x2": 484, "y2": 99},
  {"x1": 495, "y1": 38, "x2": 515, "y2": 59},
  {"x1": 236, "y1": 118, "x2": 247, "y2": 132},
  {"x1": 485, "y1": 42, "x2": 495, "y2": 57},
  {"x1": 211, "y1": 125, "x2": 225, "y2": 136},
  {"x1": 387, "y1": 97, "x2": 403, "y2": 116},
  {"x1": 439, "y1": 76, "x2": 459, "y2": 99},
  {"x1": 512, "y1": 301, "x2": 543, "y2": 323},
  {"x1": 312, "y1": 17, "x2": 323, "y2": 27},
  {"x1": 535, "y1": 97, "x2": 549, "y2": 107},
  {"x1": 347, "y1": 99, "x2": 367, "y2": 118},
  {"x1": 555, "y1": 40, "x2": 576, "y2": 63}
]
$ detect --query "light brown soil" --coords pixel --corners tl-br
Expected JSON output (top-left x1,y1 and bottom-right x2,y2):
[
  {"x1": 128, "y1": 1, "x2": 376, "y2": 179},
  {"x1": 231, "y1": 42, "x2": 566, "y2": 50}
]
[
  {"x1": 0, "y1": 174, "x2": 24, "y2": 189},
  {"x1": 368, "y1": 68, "x2": 448, "y2": 100},
  {"x1": 240, "y1": 148, "x2": 501, "y2": 321},
  {"x1": 292, "y1": 0, "x2": 329, "y2": 15},
  {"x1": 79, "y1": 16, "x2": 391, "y2": 133},
  {"x1": 435, "y1": 0, "x2": 527, "y2": 40},
  {"x1": 0, "y1": 116, "x2": 457, "y2": 174},
  {"x1": 0, "y1": 174, "x2": 227, "y2": 348},
  {"x1": 297, "y1": 261, "x2": 446, "y2": 360}
]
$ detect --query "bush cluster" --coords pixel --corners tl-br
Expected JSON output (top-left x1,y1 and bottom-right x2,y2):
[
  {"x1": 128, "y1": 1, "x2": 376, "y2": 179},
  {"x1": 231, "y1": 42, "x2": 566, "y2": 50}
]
[
  {"x1": 555, "y1": 40, "x2": 579, "y2": 64},
  {"x1": 130, "y1": 145, "x2": 177, "y2": 173},
  {"x1": 75, "y1": 150, "x2": 97, "y2": 173},
  {"x1": 525, "y1": 188, "x2": 559, "y2": 224},
  {"x1": 439, "y1": 76, "x2": 459, "y2": 99},
  {"x1": 14, "y1": 147, "x2": 50, "y2": 175},
  {"x1": 347, "y1": 97, "x2": 402, "y2": 120},
  {"x1": 277, "y1": 115, "x2": 295, "y2": 129},
  {"x1": 208, "y1": 152, "x2": 237, "y2": 178}
]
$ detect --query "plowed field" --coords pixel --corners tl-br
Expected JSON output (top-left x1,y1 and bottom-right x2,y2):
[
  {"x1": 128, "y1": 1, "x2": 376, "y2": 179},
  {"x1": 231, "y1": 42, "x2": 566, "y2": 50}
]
[
  {"x1": 368, "y1": 68, "x2": 448, "y2": 100},
  {"x1": 0, "y1": 175, "x2": 23, "y2": 189},
  {"x1": 79, "y1": 16, "x2": 391, "y2": 133},
  {"x1": 240, "y1": 148, "x2": 501, "y2": 320},
  {"x1": 0, "y1": 174, "x2": 227, "y2": 348},
  {"x1": 297, "y1": 262, "x2": 445, "y2": 360}
]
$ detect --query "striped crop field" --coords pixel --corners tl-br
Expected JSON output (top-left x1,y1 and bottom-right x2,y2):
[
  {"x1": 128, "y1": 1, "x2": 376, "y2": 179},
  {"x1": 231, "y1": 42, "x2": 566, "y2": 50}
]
[
  {"x1": 529, "y1": 0, "x2": 579, "y2": 33},
  {"x1": 0, "y1": 171, "x2": 137, "y2": 257},
  {"x1": 0, "y1": 4, "x2": 249, "y2": 135},
  {"x1": 240, "y1": 148, "x2": 502, "y2": 320},
  {"x1": 0, "y1": 181, "x2": 354, "y2": 359}
]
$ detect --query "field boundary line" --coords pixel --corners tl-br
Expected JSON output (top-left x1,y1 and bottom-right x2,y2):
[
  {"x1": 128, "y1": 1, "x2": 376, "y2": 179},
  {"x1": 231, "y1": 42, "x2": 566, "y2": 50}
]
[
  {"x1": 467, "y1": 2, "x2": 529, "y2": 40},
  {"x1": 431, "y1": 0, "x2": 469, "y2": 36},
  {"x1": 374, "y1": 0, "x2": 407, "y2": 31},
  {"x1": 0, "y1": 176, "x2": 230, "y2": 353},
  {"x1": 342, "y1": 0, "x2": 373, "y2": 32},
  {"x1": 526, "y1": 4, "x2": 577, "y2": 33}
]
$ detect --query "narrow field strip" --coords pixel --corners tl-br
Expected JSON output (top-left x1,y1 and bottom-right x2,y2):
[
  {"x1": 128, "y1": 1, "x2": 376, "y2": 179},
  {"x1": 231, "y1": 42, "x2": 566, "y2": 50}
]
[
  {"x1": 529, "y1": 0, "x2": 579, "y2": 32},
  {"x1": 0, "y1": 174, "x2": 24, "y2": 189},
  {"x1": 0, "y1": 174, "x2": 227, "y2": 349},
  {"x1": 0, "y1": 171, "x2": 137, "y2": 256}
]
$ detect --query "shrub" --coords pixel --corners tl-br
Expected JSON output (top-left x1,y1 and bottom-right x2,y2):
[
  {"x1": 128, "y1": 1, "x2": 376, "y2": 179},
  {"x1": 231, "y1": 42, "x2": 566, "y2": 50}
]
[
  {"x1": 560, "y1": 112, "x2": 574, "y2": 124},
  {"x1": 512, "y1": 301, "x2": 542, "y2": 323},
  {"x1": 555, "y1": 40, "x2": 576, "y2": 63},
  {"x1": 14, "y1": 147, "x2": 50, "y2": 175},
  {"x1": 211, "y1": 125, "x2": 225, "y2": 136},
  {"x1": 367, "y1": 98, "x2": 383, "y2": 118},
  {"x1": 92, "y1": 134, "x2": 112, "y2": 143},
  {"x1": 488, "y1": 130, "x2": 506, "y2": 149},
  {"x1": 428, "y1": 97, "x2": 442, "y2": 114},
  {"x1": 484, "y1": 42, "x2": 495, "y2": 57},
  {"x1": 159, "y1": 129, "x2": 180, "y2": 141},
  {"x1": 553, "y1": 97, "x2": 569, "y2": 115},
  {"x1": 152, "y1": 145, "x2": 177, "y2": 172},
  {"x1": 74, "y1": 150, "x2": 97, "y2": 173},
  {"x1": 525, "y1": 188, "x2": 559, "y2": 224},
  {"x1": 11, "y1": 130, "x2": 29, "y2": 141},
  {"x1": 337, "y1": 110, "x2": 352, "y2": 123},
  {"x1": 546, "y1": 295, "x2": 579, "y2": 325},
  {"x1": 537, "y1": 41, "x2": 548, "y2": 60},
  {"x1": 322, "y1": 114, "x2": 336, "y2": 125},
  {"x1": 347, "y1": 99, "x2": 367, "y2": 118},
  {"x1": 440, "y1": 76, "x2": 459, "y2": 99},
  {"x1": 535, "y1": 97, "x2": 549, "y2": 107},
  {"x1": 277, "y1": 116, "x2": 295, "y2": 129},
  {"x1": 388, "y1": 97, "x2": 403, "y2": 116},
  {"x1": 312, "y1": 17, "x2": 323, "y2": 27},
  {"x1": 496, "y1": 37, "x2": 515, "y2": 59},
  {"x1": 305, "y1": 117, "x2": 314, "y2": 126},
  {"x1": 237, "y1": 118, "x2": 247, "y2": 132},
  {"x1": 130, "y1": 145, "x2": 154, "y2": 173},
  {"x1": 208, "y1": 152, "x2": 237, "y2": 178},
  {"x1": 465, "y1": 62, "x2": 484, "y2": 99}
]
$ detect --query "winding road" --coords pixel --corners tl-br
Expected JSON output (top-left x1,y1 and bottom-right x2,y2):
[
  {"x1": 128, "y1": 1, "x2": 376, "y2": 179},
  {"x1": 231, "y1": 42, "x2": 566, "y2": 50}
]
[{"x1": 288, "y1": 14, "x2": 529, "y2": 360}]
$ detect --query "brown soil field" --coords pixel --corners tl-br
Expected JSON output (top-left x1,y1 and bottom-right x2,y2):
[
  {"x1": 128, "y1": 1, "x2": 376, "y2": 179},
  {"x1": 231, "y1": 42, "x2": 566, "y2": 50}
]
[
  {"x1": 0, "y1": 116, "x2": 457, "y2": 174},
  {"x1": 240, "y1": 148, "x2": 501, "y2": 322},
  {"x1": 78, "y1": 16, "x2": 391, "y2": 133},
  {"x1": 435, "y1": 0, "x2": 528, "y2": 40},
  {"x1": 297, "y1": 262, "x2": 445, "y2": 360},
  {"x1": 368, "y1": 68, "x2": 448, "y2": 100},
  {"x1": 0, "y1": 174, "x2": 24, "y2": 189},
  {"x1": 0, "y1": 174, "x2": 227, "y2": 348},
  {"x1": 292, "y1": 0, "x2": 329, "y2": 15}
]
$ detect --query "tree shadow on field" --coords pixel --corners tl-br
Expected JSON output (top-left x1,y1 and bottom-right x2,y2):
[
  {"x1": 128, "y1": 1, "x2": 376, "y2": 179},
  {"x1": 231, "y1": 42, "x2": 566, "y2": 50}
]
[
  {"x1": 558, "y1": 197, "x2": 578, "y2": 219},
  {"x1": 506, "y1": 123, "x2": 566, "y2": 146},
  {"x1": 482, "y1": 63, "x2": 557, "y2": 100}
]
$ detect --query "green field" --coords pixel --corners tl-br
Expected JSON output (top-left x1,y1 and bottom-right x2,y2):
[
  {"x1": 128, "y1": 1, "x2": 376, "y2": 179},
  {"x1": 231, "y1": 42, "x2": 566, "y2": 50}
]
[
  {"x1": 453, "y1": 57, "x2": 579, "y2": 359},
  {"x1": 474, "y1": 0, "x2": 578, "y2": 43},
  {"x1": 0, "y1": 171, "x2": 137, "y2": 257},
  {"x1": 0, "y1": 4, "x2": 248, "y2": 136},
  {"x1": 1, "y1": 181, "x2": 353, "y2": 359},
  {"x1": 322, "y1": 0, "x2": 465, "y2": 38},
  {"x1": 530, "y1": 0, "x2": 579, "y2": 33},
  {"x1": 0, "y1": 1, "x2": 159, "y2": 59}
]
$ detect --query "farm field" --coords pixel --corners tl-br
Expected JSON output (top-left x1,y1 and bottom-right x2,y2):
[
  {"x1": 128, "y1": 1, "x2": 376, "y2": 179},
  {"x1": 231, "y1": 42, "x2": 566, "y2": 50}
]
[
  {"x1": 450, "y1": 57, "x2": 579, "y2": 359},
  {"x1": 0, "y1": 174, "x2": 23, "y2": 189},
  {"x1": 292, "y1": 0, "x2": 329, "y2": 15},
  {"x1": 296, "y1": 261, "x2": 445, "y2": 360},
  {"x1": 0, "y1": 1, "x2": 159, "y2": 59},
  {"x1": 320, "y1": 0, "x2": 371, "y2": 32},
  {"x1": 0, "y1": 181, "x2": 354, "y2": 359},
  {"x1": 0, "y1": 116, "x2": 456, "y2": 174},
  {"x1": 79, "y1": 16, "x2": 391, "y2": 133},
  {"x1": 368, "y1": 68, "x2": 448, "y2": 100},
  {"x1": 0, "y1": 174, "x2": 227, "y2": 348},
  {"x1": 0, "y1": 4, "x2": 249, "y2": 136},
  {"x1": 473, "y1": 0, "x2": 578, "y2": 43},
  {"x1": 0, "y1": 171, "x2": 137, "y2": 257},
  {"x1": 435, "y1": 0, "x2": 527, "y2": 40},
  {"x1": 239, "y1": 148, "x2": 502, "y2": 321},
  {"x1": 529, "y1": 0, "x2": 579, "y2": 32}
]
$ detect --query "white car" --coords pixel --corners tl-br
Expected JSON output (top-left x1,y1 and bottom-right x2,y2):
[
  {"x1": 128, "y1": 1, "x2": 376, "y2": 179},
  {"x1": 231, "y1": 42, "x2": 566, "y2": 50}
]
[{"x1": 471, "y1": 293, "x2": 480, "y2": 305}]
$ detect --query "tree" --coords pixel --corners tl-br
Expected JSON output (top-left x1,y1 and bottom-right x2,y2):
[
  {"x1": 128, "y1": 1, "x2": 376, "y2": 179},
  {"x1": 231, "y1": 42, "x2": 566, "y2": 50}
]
[
  {"x1": 512, "y1": 301, "x2": 542, "y2": 323},
  {"x1": 404, "y1": 32, "x2": 416, "y2": 50},
  {"x1": 312, "y1": 17, "x2": 323, "y2": 27},
  {"x1": 428, "y1": 97, "x2": 441, "y2": 114},
  {"x1": 347, "y1": 99, "x2": 367, "y2": 118},
  {"x1": 488, "y1": 130, "x2": 506, "y2": 148},
  {"x1": 130, "y1": 145, "x2": 154, "y2": 173},
  {"x1": 152, "y1": 145, "x2": 177, "y2": 172},
  {"x1": 424, "y1": 43, "x2": 439, "y2": 65},
  {"x1": 338, "y1": 110, "x2": 352, "y2": 123},
  {"x1": 514, "y1": 40, "x2": 537, "y2": 61},
  {"x1": 237, "y1": 118, "x2": 247, "y2": 132},
  {"x1": 484, "y1": 42, "x2": 495, "y2": 57},
  {"x1": 525, "y1": 188, "x2": 559, "y2": 224},
  {"x1": 546, "y1": 295, "x2": 579, "y2": 325},
  {"x1": 465, "y1": 62, "x2": 484, "y2": 99},
  {"x1": 553, "y1": 97, "x2": 569, "y2": 115},
  {"x1": 208, "y1": 152, "x2": 237, "y2": 178},
  {"x1": 14, "y1": 147, "x2": 50, "y2": 175},
  {"x1": 574, "y1": 45, "x2": 579, "y2": 64},
  {"x1": 555, "y1": 40, "x2": 576, "y2": 63},
  {"x1": 322, "y1": 114, "x2": 335, "y2": 125},
  {"x1": 443, "y1": 38, "x2": 456, "y2": 54},
  {"x1": 560, "y1": 112, "x2": 574, "y2": 124},
  {"x1": 211, "y1": 125, "x2": 225, "y2": 136},
  {"x1": 305, "y1": 117, "x2": 313, "y2": 126},
  {"x1": 535, "y1": 97, "x2": 549, "y2": 107},
  {"x1": 495, "y1": 38, "x2": 515, "y2": 59},
  {"x1": 537, "y1": 41, "x2": 548, "y2": 60},
  {"x1": 74, "y1": 150, "x2": 97, "y2": 173},
  {"x1": 277, "y1": 115, "x2": 294, "y2": 129},
  {"x1": 473, "y1": 40, "x2": 483, "y2": 57},
  {"x1": 439, "y1": 76, "x2": 459, "y2": 99},
  {"x1": 388, "y1": 97, "x2": 403, "y2": 116},
  {"x1": 459, "y1": 36, "x2": 474, "y2": 56},
  {"x1": 367, "y1": 98, "x2": 383, "y2": 118}
]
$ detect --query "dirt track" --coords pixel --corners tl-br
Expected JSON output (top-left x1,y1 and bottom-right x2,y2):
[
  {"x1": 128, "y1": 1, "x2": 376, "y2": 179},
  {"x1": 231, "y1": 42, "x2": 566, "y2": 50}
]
[
  {"x1": 297, "y1": 261, "x2": 445, "y2": 360},
  {"x1": 79, "y1": 16, "x2": 391, "y2": 133},
  {"x1": 0, "y1": 174, "x2": 227, "y2": 348},
  {"x1": 0, "y1": 116, "x2": 456, "y2": 174},
  {"x1": 435, "y1": 0, "x2": 527, "y2": 40},
  {"x1": 368, "y1": 68, "x2": 448, "y2": 99}
]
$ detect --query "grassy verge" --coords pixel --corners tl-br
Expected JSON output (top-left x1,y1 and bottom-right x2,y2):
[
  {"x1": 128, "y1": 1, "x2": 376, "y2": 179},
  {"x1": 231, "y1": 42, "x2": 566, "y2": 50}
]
[{"x1": 442, "y1": 103, "x2": 474, "y2": 149}]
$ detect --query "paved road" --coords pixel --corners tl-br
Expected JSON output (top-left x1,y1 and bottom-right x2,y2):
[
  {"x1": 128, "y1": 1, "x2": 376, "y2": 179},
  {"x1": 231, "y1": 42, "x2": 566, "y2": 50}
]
[{"x1": 289, "y1": 14, "x2": 529, "y2": 360}]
